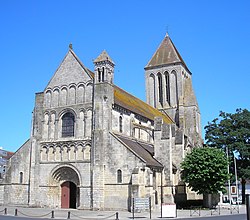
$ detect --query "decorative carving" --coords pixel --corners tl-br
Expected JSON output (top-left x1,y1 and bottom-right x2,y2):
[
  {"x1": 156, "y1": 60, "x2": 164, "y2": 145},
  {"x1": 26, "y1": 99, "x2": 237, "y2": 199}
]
[{"x1": 40, "y1": 141, "x2": 91, "y2": 162}]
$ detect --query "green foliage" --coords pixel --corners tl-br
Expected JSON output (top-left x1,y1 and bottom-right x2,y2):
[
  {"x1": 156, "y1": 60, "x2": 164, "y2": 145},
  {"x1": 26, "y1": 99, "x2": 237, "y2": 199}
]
[
  {"x1": 181, "y1": 147, "x2": 229, "y2": 194},
  {"x1": 205, "y1": 108, "x2": 250, "y2": 180}
]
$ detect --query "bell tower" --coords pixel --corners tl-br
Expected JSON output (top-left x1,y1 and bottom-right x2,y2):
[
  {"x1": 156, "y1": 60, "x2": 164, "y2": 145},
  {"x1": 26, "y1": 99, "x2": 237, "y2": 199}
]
[
  {"x1": 94, "y1": 50, "x2": 114, "y2": 85},
  {"x1": 91, "y1": 50, "x2": 115, "y2": 210},
  {"x1": 145, "y1": 34, "x2": 202, "y2": 147}
]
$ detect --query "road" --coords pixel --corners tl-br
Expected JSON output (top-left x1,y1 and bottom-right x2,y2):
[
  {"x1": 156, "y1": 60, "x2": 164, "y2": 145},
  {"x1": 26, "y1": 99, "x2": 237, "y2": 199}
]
[
  {"x1": 0, "y1": 216, "x2": 51, "y2": 220},
  {"x1": 180, "y1": 214, "x2": 246, "y2": 220},
  {"x1": 0, "y1": 214, "x2": 247, "y2": 220}
]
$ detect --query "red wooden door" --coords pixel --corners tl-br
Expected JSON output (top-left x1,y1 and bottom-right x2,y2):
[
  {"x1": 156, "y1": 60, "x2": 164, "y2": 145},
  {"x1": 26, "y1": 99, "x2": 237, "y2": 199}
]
[{"x1": 61, "y1": 182, "x2": 70, "y2": 208}]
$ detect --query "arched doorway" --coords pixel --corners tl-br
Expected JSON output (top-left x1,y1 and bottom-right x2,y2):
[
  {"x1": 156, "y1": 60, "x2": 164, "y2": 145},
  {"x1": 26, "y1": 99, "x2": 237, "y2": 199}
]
[
  {"x1": 61, "y1": 181, "x2": 77, "y2": 208},
  {"x1": 51, "y1": 166, "x2": 80, "y2": 209}
]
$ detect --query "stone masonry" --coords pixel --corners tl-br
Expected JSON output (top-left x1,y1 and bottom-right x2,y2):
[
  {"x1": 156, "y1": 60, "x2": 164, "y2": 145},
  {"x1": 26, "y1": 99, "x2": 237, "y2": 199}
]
[{"x1": 0, "y1": 34, "x2": 202, "y2": 210}]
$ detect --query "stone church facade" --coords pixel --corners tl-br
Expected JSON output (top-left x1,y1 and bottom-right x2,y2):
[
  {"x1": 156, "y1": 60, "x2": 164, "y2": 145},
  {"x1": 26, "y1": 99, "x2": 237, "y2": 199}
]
[{"x1": 0, "y1": 34, "x2": 202, "y2": 210}]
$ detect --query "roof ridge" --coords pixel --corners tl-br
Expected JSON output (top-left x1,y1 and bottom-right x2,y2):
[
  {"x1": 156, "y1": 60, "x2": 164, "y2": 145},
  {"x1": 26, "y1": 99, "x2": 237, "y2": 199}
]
[
  {"x1": 145, "y1": 35, "x2": 190, "y2": 73},
  {"x1": 145, "y1": 36, "x2": 167, "y2": 68},
  {"x1": 169, "y1": 38, "x2": 190, "y2": 73}
]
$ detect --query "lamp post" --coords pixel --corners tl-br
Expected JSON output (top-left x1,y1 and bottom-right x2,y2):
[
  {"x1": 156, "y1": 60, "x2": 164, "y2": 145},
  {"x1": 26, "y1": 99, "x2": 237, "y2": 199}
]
[
  {"x1": 160, "y1": 170, "x2": 163, "y2": 218},
  {"x1": 226, "y1": 147, "x2": 231, "y2": 207},
  {"x1": 233, "y1": 152, "x2": 239, "y2": 210}
]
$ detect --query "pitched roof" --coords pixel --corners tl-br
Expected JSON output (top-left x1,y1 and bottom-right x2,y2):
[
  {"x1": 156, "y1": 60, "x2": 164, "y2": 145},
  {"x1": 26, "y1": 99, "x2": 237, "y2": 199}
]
[
  {"x1": 114, "y1": 85, "x2": 174, "y2": 124},
  {"x1": 112, "y1": 133, "x2": 163, "y2": 169},
  {"x1": 93, "y1": 50, "x2": 115, "y2": 64},
  {"x1": 145, "y1": 34, "x2": 190, "y2": 72}
]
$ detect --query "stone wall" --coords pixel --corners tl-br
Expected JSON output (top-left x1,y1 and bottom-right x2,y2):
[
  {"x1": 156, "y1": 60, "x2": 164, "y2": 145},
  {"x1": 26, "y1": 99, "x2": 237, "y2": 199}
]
[
  {"x1": 112, "y1": 109, "x2": 153, "y2": 143},
  {"x1": 102, "y1": 133, "x2": 155, "y2": 210},
  {"x1": 1, "y1": 139, "x2": 31, "y2": 205},
  {"x1": 34, "y1": 162, "x2": 91, "y2": 208}
]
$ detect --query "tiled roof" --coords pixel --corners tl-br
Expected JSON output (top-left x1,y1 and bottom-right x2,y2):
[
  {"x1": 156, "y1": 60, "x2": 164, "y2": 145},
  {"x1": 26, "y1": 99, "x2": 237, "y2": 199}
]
[
  {"x1": 145, "y1": 34, "x2": 190, "y2": 72},
  {"x1": 112, "y1": 133, "x2": 163, "y2": 169},
  {"x1": 114, "y1": 85, "x2": 173, "y2": 124}
]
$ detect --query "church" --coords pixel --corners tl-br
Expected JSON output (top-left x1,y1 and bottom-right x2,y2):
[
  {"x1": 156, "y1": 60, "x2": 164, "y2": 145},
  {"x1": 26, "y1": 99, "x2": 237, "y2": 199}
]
[{"x1": 0, "y1": 34, "x2": 202, "y2": 210}]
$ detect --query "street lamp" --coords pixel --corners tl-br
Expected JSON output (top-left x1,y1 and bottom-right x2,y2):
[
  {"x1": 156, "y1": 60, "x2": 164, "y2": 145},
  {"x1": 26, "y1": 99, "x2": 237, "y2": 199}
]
[
  {"x1": 226, "y1": 147, "x2": 231, "y2": 206},
  {"x1": 233, "y1": 152, "x2": 239, "y2": 208}
]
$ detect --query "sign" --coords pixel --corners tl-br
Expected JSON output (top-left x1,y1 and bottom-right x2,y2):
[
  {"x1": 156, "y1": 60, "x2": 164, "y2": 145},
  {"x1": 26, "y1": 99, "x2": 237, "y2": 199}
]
[
  {"x1": 133, "y1": 198, "x2": 150, "y2": 210},
  {"x1": 162, "y1": 203, "x2": 176, "y2": 218}
]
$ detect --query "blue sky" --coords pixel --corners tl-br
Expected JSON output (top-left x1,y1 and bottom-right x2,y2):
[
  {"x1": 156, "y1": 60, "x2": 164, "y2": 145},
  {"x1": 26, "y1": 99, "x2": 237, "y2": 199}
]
[{"x1": 1, "y1": 1, "x2": 249, "y2": 152}]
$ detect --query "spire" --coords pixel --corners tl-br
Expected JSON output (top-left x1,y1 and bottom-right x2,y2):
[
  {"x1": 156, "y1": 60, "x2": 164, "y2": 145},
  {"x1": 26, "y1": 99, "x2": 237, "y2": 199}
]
[
  {"x1": 94, "y1": 50, "x2": 115, "y2": 65},
  {"x1": 145, "y1": 34, "x2": 189, "y2": 71}
]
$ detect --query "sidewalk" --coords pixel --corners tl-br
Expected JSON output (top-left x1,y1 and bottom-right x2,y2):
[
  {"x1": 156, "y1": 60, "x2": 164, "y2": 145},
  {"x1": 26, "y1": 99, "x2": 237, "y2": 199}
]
[{"x1": 0, "y1": 205, "x2": 247, "y2": 219}]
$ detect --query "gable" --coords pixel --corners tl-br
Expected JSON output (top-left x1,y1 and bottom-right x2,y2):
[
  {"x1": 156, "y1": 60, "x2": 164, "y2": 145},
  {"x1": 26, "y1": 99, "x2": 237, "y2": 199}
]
[
  {"x1": 4, "y1": 139, "x2": 31, "y2": 184},
  {"x1": 46, "y1": 50, "x2": 92, "y2": 89}
]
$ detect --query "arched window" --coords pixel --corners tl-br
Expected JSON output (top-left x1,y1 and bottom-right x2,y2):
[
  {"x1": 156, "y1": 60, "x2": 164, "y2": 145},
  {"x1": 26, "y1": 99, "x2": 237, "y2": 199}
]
[
  {"x1": 117, "y1": 169, "x2": 122, "y2": 183},
  {"x1": 19, "y1": 172, "x2": 23, "y2": 184},
  {"x1": 165, "y1": 72, "x2": 170, "y2": 105},
  {"x1": 170, "y1": 71, "x2": 178, "y2": 106},
  {"x1": 149, "y1": 74, "x2": 156, "y2": 108},
  {"x1": 102, "y1": 67, "x2": 105, "y2": 82},
  {"x1": 62, "y1": 112, "x2": 75, "y2": 137},
  {"x1": 157, "y1": 73, "x2": 163, "y2": 106},
  {"x1": 45, "y1": 90, "x2": 52, "y2": 108},
  {"x1": 119, "y1": 116, "x2": 123, "y2": 133},
  {"x1": 98, "y1": 68, "x2": 101, "y2": 82}
]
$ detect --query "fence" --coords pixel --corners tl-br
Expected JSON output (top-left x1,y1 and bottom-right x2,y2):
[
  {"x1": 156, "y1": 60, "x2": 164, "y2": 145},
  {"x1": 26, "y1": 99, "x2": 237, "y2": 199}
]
[
  {"x1": 0, "y1": 208, "x2": 119, "y2": 220},
  {"x1": 188, "y1": 205, "x2": 242, "y2": 217},
  {"x1": 0, "y1": 204, "x2": 245, "y2": 219}
]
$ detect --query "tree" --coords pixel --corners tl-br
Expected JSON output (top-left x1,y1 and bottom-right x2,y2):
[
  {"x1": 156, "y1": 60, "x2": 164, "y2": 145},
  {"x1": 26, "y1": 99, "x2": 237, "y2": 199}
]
[
  {"x1": 205, "y1": 109, "x2": 250, "y2": 204},
  {"x1": 181, "y1": 147, "x2": 229, "y2": 197}
]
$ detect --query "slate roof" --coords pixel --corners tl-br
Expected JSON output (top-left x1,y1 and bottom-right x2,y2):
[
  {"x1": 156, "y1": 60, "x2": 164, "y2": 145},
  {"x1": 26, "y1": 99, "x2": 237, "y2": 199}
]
[
  {"x1": 112, "y1": 133, "x2": 163, "y2": 169},
  {"x1": 145, "y1": 34, "x2": 190, "y2": 73}
]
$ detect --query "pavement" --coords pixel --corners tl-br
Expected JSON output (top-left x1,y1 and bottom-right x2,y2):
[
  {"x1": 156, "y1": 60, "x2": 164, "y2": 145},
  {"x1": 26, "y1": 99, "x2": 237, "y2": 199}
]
[{"x1": 0, "y1": 204, "x2": 247, "y2": 219}]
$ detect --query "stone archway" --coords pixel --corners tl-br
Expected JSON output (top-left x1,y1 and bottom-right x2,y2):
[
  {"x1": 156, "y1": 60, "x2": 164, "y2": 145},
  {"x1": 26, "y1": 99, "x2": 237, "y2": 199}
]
[{"x1": 52, "y1": 166, "x2": 80, "y2": 209}]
